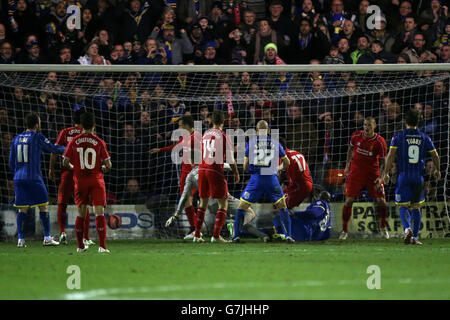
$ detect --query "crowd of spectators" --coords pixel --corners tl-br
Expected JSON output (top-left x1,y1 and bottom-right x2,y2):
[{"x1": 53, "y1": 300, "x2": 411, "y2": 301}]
[{"x1": 0, "y1": 0, "x2": 449, "y2": 204}]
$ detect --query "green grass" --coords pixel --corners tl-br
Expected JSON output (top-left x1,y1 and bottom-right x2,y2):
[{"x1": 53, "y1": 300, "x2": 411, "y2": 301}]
[{"x1": 0, "y1": 238, "x2": 449, "y2": 300}]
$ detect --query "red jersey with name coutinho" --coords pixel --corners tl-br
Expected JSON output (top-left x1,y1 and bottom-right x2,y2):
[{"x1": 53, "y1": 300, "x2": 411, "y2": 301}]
[
  {"x1": 56, "y1": 126, "x2": 83, "y2": 172},
  {"x1": 63, "y1": 133, "x2": 110, "y2": 182},
  {"x1": 349, "y1": 130, "x2": 387, "y2": 176}
]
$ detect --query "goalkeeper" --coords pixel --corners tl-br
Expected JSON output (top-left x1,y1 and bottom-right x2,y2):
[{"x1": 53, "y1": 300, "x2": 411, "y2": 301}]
[{"x1": 165, "y1": 165, "x2": 267, "y2": 241}]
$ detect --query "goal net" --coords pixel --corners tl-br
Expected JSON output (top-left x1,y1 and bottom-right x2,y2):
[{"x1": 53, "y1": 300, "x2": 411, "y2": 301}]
[{"x1": 0, "y1": 64, "x2": 449, "y2": 239}]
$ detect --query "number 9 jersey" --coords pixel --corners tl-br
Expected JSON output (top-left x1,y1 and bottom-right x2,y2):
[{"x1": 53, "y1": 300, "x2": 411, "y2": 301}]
[{"x1": 63, "y1": 132, "x2": 110, "y2": 206}]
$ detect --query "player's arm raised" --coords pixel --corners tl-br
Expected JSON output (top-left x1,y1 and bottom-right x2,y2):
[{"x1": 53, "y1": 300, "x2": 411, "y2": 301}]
[
  {"x1": 381, "y1": 147, "x2": 397, "y2": 185},
  {"x1": 430, "y1": 150, "x2": 441, "y2": 181}
]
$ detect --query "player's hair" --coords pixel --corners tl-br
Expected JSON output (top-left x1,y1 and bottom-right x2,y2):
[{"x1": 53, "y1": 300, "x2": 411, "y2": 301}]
[
  {"x1": 364, "y1": 117, "x2": 376, "y2": 124},
  {"x1": 319, "y1": 191, "x2": 331, "y2": 202},
  {"x1": 405, "y1": 108, "x2": 420, "y2": 127},
  {"x1": 179, "y1": 115, "x2": 194, "y2": 128},
  {"x1": 73, "y1": 108, "x2": 86, "y2": 124},
  {"x1": 80, "y1": 112, "x2": 95, "y2": 130},
  {"x1": 211, "y1": 110, "x2": 225, "y2": 126},
  {"x1": 279, "y1": 136, "x2": 288, "y2": 149},
  {"x1": 25, "y1": 112, "x2": 40, "y2": 129}
]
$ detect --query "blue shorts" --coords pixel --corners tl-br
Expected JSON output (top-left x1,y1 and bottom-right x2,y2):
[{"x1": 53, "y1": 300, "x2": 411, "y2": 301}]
[
  {"x1": 291, "y1": 215, "x2": 331, "y2": 241},
  {"x1": 395, "y1": 174, "x2": 425, "y2": 206},
  {"x1": 14, "y1": 179, "x2": 49, "y2": 208},
  {"x1": 240, "y1": 174, "x2": 284, "y2": 205}
]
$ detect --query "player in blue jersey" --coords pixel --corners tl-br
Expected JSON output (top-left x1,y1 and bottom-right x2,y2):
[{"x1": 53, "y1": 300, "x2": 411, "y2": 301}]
[
  {"x1": 9, "y1": 113, "x2": 66, "y2": 248},
  {"x1": 231, "y1": 120, "x2": 292, "y2": 243},
  {"x1": 382, "y1": 109, "x2": 441, "y2": 245}
]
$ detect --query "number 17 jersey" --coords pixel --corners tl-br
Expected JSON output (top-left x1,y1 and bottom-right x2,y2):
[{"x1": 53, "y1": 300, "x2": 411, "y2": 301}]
[
  {"x1": 390, "y1": 129, "x2": 436, "y2": 179},
  {"x1": 63, "y1": 132, "x2": 110, "y2": 182}
]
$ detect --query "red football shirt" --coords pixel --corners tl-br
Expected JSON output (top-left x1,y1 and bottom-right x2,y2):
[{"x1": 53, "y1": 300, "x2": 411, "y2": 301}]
[
  {"x1": 285, "y1": 149, "x2": 313, "y2": 185},
  {"x1": 349, "y1": 130, "x2": 387, "y2": 175},
  {"x1": 63, "y1": 133, "x2": 110, "y2": 181},
  {"x1": 56, "y1": 126, "x2": 83, "y2": 172},
  {"x1": 199, "y1": 128, "x2": 233, "y2": 174},
  {"x1": 160, "y1": 130, "x2": 202, "y2": 173}
]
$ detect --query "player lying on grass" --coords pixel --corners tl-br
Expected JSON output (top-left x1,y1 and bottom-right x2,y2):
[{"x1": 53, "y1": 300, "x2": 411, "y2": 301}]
[
  {"x1": 228, "y1": 190, "x2": 332, "y2": 242},
  {"x1": 49, "y1": 108, "x2": 94, "y2": 246},
  {"x1": 194, "y1": 110, "x2": 240, "y2": 243},
  {"x1": 62, "y1": 112, "x2": 112, "y2": 253},
  {"x1": 10, "y1": 113, "x2": 65, "y2": 247},
  {"x1": 165, "y1": 165, "x2": 265, "y2": 240},
  {"x1": 382, "y1": 109, "x2": 441, "y2": 245},
  {"x1": 150, "y1": 115, "x2": 202, "y2": 239},
  {"x1": 231, "y1": 120, "x2": 293, "y2": 243},
  {"x1": 340, "y1": 117, "x2": 389, "y2": 240}
]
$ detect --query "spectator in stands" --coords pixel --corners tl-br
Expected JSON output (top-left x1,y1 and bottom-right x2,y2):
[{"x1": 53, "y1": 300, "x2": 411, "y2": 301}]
[
  {"x1": 122, "y1": 0, "x2": 155, "y2": 44},
  {"x1": 403, "y1": 32, "x2": 437, "y2": 63},
  {"x1": 92, "y1": 29, "x2": 113, "y2": 59},
  {"x1": 350, "y1": 35, "x2": 371, "y2": 64},
  {"x1": 253, "y1": 18, "x2": 286, "y2": 64},
  {"x1": 424, "y1": 160, "x2": 438, "y2": 201},
  {"x1": 323, "y1": 45, "x2": 344, "y2": 64},
  {"x1": 199, "y1": 104, "x2": 212, "y2": 127},
  {"x1": 0, "y1": 23, "x2": 6, "y2": 42},
  {"x1": 419, "y1": 0, "x2": 448, "y2": 34},
  {"x1": 336, "y1": 37, "x2": 352, "y2": 64},
  {"x1": 391, "y1": 16, "x2": 418, "y2": 54},
  {"x1": 366, "y1": 14, "x2": 395, "y2": 52},
  {"x1": 94, "y1": 77, "x2": 130, "y2": 113},
  {"x1": 120, "y1": 179, "x2": 148, "y2": 205},
  {"x1": 420, "y1": 102, "x2": 438, "y2": 140},
  {"x1": 244, "y1": 0, "x2": 266, "y2": 20},
  {"x1": 197, "y1": 16, "x2": 217, "y2": 43},
  {"x1": 78, "y1": 41, "x2": 108, "y2": 65},
  {"x1": 221, "y1": 28, "x2": 251, "y2": 64},
  {"x1": 177, "y1": 0, "x2": 211, "y2": 28},
  {"x1": 337, "y1": 19, "x2": 362, "y2": 51},
  {"x1": 293, "y1": 0, "x2": 321, "y2": 27},
  {"x1": 188, "y1": 23, "x2": 206, "y2": 60},
  {"x1": 166, "y1": 93, "x2": 186, "y2": 123},
  {"x1": 15, "y1": 40, "x2": 50, "y2": 64},
  {"x1": 150, "y1": 24, "x2": 193, "y2": 65},
  {"x1": 259, "y1": 43, "x2": 285, "y2": 65},
  {"x1": 9, "y1": 0, "x2": 42, "y2": 49},
  {"x1": 239, "y1": 9, "x2": 257, "y2": 45},
  {"x1": 289, "y1": 17, "x2": 330, "y2": 64},
  {"x1": 96, "y1": 0, "x2": 119, "y2": 37},
  {"x1": 79, "y1": 7, "x2": 102, "y2": 45},
  {"x1": 268, "y1": 1, "x2": 296, "y2": 41},
  {"x1": 378, "y1": 102, "x2": 402, "y2": 143},
  {"x1": 387, "y1": 0, "x2": 414, "y2": 34},
  {"x1": 438, "y1": 44, "x2": 450, "y2": 62},
  {"x1": 57, "y1": 45, "x2": 76, "y2": 64},
  {"x1": 397, "y1": 52, "x2": 411, "y2": 63},
  {"x1": 135, "y1": 110, "x2": 161, "y2": 147},
  {"x1": 357, "y1": 40, "x2": 397, "y2": 64},
  {"x1": 135, "y1": 38, "x2": 165, "y2": 65},
  {"x1": 156, "y1": 6, "x2": 177, "y2": 31},
  {"x1": 354, "y1": 0, "x2": 369, "y2": 33},
  {"x1": 322, "y1": 0, "x2": 356, "y2": 43},
  {"x1": 0, "y1": 106, "x2": 18, "y2": 135},
  {"x1": 40, "y1": 97, "x2": 66, "y2": 141},
  {"x1": 0, "y1": 41, "x2": 14, "y2": 64},
  {"x1": 197, "y1": 40, "x2": 220, "y2": 64}
]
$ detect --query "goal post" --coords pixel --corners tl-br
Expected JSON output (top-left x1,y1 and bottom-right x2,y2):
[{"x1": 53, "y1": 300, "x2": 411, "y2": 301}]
[{"x1": 0, "y1": 63, "x2": 449, "y2": 239}]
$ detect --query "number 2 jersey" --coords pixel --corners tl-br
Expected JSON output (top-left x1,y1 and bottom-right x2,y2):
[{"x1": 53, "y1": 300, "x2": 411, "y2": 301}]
[
  {"x1": 62, "y1": 132, "x2": 110, "y2": 182},
  {"x1": 245, "y1": 135, "x2": 286, "y2": 176},
  {"x1": 390, "y1": 129, "x2": 436, "y2": 178},
  {"x1": 349, "y1": 130, "x2": 387, "y2": 177}
]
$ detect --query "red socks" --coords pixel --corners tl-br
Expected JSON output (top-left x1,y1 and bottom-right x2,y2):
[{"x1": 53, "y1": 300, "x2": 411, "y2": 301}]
[
  {"x1": 213, "y1": 209, "x2": 227, "y2": 239},
  {"x1": 194, "y1": 208, "x2": 206, "y2": 238},
  {"x1": 57, "y1": 204, "x2": 67, "y2": 234},
  {"x1": 377, "y1": 205, "x2": 388, "y2": 228},
  {"x1": 75, "y1": 216, "x2": 85, "y2": 249},
  {"x1": 83, "y1": 208, "x2": 90, "y2": 240},
  {"x1": 342, "y1": 205, "x2": 352, "y2": 233},
  {"x1": 185, "y1": 205, "x2": 197, "y2": 229},
  {"x1": 95, "y1": 215, "x2": 107, "y2": 249}
]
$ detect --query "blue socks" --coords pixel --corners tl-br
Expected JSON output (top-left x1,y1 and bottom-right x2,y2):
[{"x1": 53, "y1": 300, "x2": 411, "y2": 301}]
[
  {"x1": 399, "y1": 206, "x2": 411, "y2": 231},
  {"x1": 233, "y1": 209, "x2": 246, "y2": 239},
  {"x1": 39, "y1": 212, "x2": 50, "y2": 238},
  {"x1": 279, "y1": 208, "x2": 292, "y2": 238},
  {"x1": 272, "y1": 215, "x2": 282, "y2": 234},
  {"x1": 17, "y1": 211, "x2": 26, "y2": 240},
  {"x1": 411, "y1": 208, "x2": 422, "y2": 238}
]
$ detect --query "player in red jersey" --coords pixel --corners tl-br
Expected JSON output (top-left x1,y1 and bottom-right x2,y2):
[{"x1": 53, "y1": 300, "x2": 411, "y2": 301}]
[
  {"x1": 62, "y1": 113, "x2": 112, "y2": 253},
  {"x1": 340, "y1": 117, "x2": 388, "y2": 240},
  {"x1": 150, "y1": 115, "x2": 202, "y2": 238},
  {"x1": 194, "y1": 110, "x2": 240, "y2": 243},
  {"x1": 279, "y1": 137, "x2": 313, "y2": 210},
  {"x1": 49, "y1": 109, "x2": 94, "y2": 246}
]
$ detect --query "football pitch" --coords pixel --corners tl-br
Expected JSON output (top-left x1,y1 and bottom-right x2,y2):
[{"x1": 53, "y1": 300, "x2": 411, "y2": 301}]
[{"x1": 0, "y1": 238, "x2": 449, "y2": 300}]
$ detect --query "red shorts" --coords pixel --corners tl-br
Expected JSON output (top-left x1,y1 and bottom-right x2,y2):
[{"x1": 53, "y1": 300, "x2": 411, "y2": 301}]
[
  {"x1": 198, "y1": 169, "x2": 228, "y2": 199},
  {"x1": 284, "y1": 181, "x2": 313, "y2": 208},
  {"x1": 74, "y1": 178, "x2": 106, "y2": 207},
  {"x1": 179, "y1": 170, "x2": 197, "y2": 196},
  {"x1": 345, "y1": 172, "x2": 385, "y2": 199},
  {"x1": 58, "y1": 171, "x2": 74, "y2": 204}
]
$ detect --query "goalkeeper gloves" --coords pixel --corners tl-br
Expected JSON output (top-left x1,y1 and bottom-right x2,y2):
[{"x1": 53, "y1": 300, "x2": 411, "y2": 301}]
[{"x1": 165, "y1": 213, "x2": 179, "y2": 227}]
